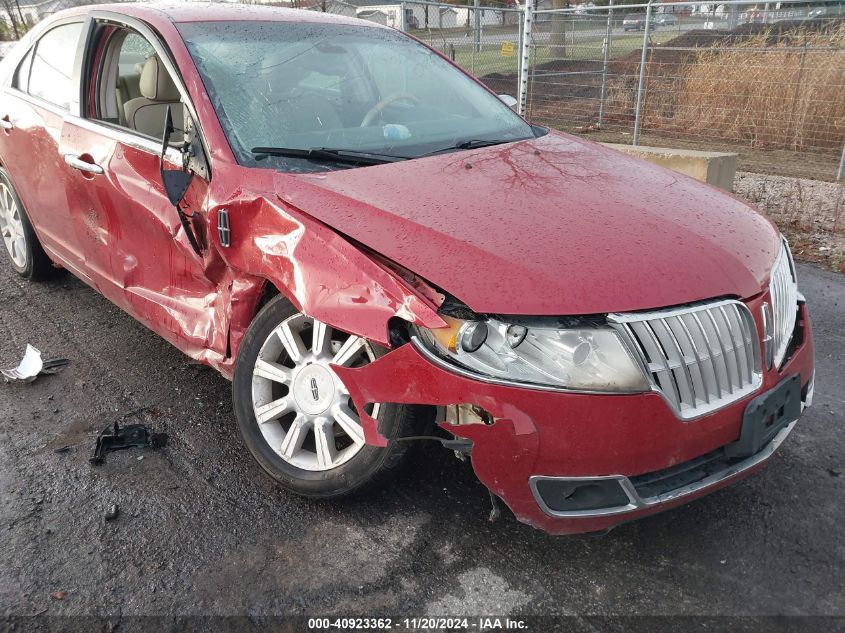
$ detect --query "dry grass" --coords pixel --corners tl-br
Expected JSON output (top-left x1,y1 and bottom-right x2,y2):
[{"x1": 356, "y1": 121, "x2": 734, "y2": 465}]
[{"x1": 607, "y1": 24, "x2": 845, "y2": 153}]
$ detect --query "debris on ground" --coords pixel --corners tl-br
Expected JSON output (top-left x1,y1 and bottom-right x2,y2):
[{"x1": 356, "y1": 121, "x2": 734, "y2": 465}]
[
  {"x1": 104, "y1": 505, "x2": 120, "y2": 521},
  {"x1": 40, "y1": 358, "x2": 70, "y2": 376},
  {"x1": 576, "y1": 122, "x2": 601, "y2": 133},
  {"x1": 90, "y1": 421, "x2": 168, "y2": 465},
  {"x1": 2, "y1": 345, "x2": 43, "y2": 382},
  {"x1": 49, "y1": 591, "x2": 67, "y2": 601},
  {"x1": 0, "y1": 345, "x2": 70, "y2": 383}
]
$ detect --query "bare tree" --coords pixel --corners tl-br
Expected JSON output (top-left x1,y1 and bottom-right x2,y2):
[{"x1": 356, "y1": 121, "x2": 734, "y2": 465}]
[{"x1": 0, "y1": 0, "x2": 20, "y2": 40}]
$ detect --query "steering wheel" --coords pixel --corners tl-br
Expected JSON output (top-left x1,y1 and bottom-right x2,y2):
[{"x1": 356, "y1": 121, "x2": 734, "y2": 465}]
[{"x1": 360, "y1": 92, "x2": 420, "y2": 127}]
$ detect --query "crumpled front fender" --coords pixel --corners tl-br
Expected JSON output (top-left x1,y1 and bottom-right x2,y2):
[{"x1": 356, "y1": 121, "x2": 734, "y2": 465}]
[
  {"x1": 206, "y1": 170, "x2": 446, "y2": 375},
  {"x1": 332, "y1": 342, "x2": 543, "y2": 520}
]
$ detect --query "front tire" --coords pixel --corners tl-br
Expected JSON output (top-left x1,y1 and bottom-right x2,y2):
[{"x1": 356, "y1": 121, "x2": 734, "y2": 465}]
[
  {"x1": 0, "y1": 168, "x2": 56, "y2": 281},
  {"x1": 233, "y1": 295, "x2": 429, "y2": 498}
]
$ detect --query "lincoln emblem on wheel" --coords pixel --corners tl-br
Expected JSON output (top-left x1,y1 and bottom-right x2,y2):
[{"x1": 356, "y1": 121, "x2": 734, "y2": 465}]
[{"x1": 0, "y1": 3, "x2": 814, "y2": 534}]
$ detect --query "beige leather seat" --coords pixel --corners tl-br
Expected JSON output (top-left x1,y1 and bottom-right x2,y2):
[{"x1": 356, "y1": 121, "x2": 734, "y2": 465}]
[{"x1": 123, "y1": 56, "x2": 183, "y2": 138}]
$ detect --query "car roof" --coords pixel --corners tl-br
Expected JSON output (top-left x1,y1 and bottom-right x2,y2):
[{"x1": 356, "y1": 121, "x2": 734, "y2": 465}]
[{"x1": 50, "y1": 2, "x2": 384, "y2": 29}]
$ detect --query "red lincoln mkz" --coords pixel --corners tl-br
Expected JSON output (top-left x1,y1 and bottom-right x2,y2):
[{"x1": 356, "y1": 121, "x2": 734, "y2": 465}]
[{"x1": 0, "y1": 3, "x2": 814, "y2": 534}]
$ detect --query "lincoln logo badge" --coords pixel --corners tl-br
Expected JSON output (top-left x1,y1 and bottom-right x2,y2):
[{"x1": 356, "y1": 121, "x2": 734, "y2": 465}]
[{"x1": 310, "y1": 377, "x2": 319, "y2": 401}]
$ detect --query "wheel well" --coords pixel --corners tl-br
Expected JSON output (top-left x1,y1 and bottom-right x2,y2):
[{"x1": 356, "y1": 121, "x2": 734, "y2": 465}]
[
  {"x1": 257, "y1": 280, "x2": 280, "y2": 312},
  {"x1": 230, "y1": 280, "x2": 285, "y2": 365}
]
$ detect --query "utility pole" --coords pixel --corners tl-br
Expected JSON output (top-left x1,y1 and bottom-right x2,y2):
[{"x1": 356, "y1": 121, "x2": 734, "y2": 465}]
[
  {"x1": 598, "y1": 0, "x2": 614, "y2": 127},
  {"x1": 517, "y1": 0, "x2": 533, "y2": 117},
  {"x1": 632, "y1": 0, "x2": 653, "y2": 146},
  {"x1": 474, "y1": 0, "x2": 482, "y2": 53}
]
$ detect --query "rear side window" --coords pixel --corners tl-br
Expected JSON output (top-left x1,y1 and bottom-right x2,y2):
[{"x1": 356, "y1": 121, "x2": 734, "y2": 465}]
[{"x1": 27, "y1": 22, "x2": 83, "y2": 110}]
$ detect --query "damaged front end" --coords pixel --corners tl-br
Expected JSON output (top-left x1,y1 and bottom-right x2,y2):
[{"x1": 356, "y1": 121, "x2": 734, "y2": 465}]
[
  {"x1": 330, "y1": 294, "x2": 815, "y2": 535},
  {"x1": 196, "y1": 168, "x2": 814, "y2": 536}
]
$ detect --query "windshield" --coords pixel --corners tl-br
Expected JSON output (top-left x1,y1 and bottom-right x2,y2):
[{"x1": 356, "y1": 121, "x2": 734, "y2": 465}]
[{"x1": 177, "y1": 21, "x2": 535, "y2": 172}]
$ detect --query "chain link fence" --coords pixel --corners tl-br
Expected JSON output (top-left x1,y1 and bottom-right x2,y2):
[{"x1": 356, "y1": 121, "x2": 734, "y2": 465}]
[
  {"x1": 523, "y1": 0, "x2": 845, "y2": 180},
  {"x1": 352, "y1": 0, "x2": 524, "y2": 99},
  {"x1": 319, "y1": 0, "x2": 845, "y2": 181}
]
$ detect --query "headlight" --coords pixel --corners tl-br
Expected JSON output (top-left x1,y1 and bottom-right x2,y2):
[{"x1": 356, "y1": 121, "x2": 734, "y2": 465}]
[
  {"x1": 768, "y1": 237, "x2": 798, "y2": 369},
  {"x1": 414, "y1": 316, "x2": 650, "y2": 392}
]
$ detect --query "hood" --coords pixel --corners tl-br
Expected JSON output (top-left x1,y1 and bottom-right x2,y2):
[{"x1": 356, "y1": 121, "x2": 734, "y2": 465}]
[{"x1": 275, "y1": 131, "x2": 779, "y2": 316}]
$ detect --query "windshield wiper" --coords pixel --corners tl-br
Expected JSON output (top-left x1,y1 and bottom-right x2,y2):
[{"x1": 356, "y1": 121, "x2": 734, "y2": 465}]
[
  {"x1": 251, "y1": 146, "x2": 405, "y2": 165},
  {"x1": 418, "y1": 138, "x2": 515, "y2": 158}
]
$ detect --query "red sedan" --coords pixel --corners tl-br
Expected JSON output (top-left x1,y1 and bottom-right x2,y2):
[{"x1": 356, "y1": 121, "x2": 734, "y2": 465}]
[{"x1": 0, "y1": 4, "x2": 813, "y2": 534}]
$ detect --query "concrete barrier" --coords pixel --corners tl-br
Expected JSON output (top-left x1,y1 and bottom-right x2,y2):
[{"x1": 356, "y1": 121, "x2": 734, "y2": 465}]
[{"x1": 601, "y1": 143, "x2": 738, "y2": 192}]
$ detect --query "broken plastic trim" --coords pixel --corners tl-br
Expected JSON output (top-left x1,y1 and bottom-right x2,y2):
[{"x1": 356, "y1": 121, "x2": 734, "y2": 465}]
[
  {"x1": 90, "y1": 421, "x2": 168, "y2": 465},
  {"x1": 444, "y1": 403, "x2": 495, "y2": 426},
  {"x1": 394, "y1": 434, "x2": 473, "y2": 454}
]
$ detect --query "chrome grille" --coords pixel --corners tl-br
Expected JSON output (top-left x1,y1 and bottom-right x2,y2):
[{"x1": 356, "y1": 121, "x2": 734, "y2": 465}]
[
  {"x1": 609, "y1": 300, "x2": 762, "y2": 420},
  {"x1": 769, "y1": 240, "x2": 798, "y2": 368}
]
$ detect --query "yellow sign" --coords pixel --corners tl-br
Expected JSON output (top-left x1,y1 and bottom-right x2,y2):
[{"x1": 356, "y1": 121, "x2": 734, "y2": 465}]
[{"x1": 501, "y1": 42, "x2": 515, "y2": 57}]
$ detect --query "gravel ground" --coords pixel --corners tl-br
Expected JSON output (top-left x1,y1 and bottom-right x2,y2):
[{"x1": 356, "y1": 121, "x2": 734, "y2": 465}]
[
  {"x1": 735, "y1": 171, "x2": 845, "y2": 272},
  {"x1": 0, "y1": 260, "x2": 843, "y2": 628}
]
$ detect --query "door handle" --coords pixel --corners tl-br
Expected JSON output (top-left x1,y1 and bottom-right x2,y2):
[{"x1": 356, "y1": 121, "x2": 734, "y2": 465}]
[{"x1": 64, "y1": 154, "x2": 104, "y2": 175}]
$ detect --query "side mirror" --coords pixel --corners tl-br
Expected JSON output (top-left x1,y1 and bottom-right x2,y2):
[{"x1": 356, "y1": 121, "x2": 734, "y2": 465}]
[
  {"x1": 498, "y1": 94, "x2": 518, "y2": 110},
  {"x1": 160, "y1": 106, "x2": 202, "y2": 256},
  {"x1": 159, "y1": 105, "x2": 193, "y2": 206}
]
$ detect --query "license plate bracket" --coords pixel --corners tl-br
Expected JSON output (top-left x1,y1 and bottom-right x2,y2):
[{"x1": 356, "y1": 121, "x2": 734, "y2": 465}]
[{"x1": 726, "y1": 374, "x2": 801, "y2": 459}]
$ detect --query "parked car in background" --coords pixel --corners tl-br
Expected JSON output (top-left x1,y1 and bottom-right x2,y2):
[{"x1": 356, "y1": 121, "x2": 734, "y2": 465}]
[
  {"x1": 808, "y1": 2, "x2": 845, "y2": 19},
  {"x1": 623, "y1": 12, "x2": 653, "y2": 30},
  {"x1": 654, "y1": 12, "x2": 679, "y2": 26},
  {"x1": 0, "y1": 3, "x2": 814, "y2": 536}
]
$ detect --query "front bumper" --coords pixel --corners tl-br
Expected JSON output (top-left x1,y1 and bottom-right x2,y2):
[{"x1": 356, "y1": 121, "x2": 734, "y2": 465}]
[
  {"x1": 333, "y1": 301, "x2": 814, "y2": 535},
  {"x1": 530, "y1": 417, "x2": 800, "y2": 520}
]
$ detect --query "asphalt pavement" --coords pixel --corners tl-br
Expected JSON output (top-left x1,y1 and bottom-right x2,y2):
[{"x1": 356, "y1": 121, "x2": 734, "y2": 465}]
[{"x1": 0, "y1": 261, "x2": 843, "y2": 625}]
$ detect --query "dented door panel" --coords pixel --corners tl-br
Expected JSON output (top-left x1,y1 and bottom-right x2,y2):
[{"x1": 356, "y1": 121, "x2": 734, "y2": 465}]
[
  {"x1": 59, "y1": 118, "x2": 230, "y2": 363},
  {"x1": 0, "y1": 96, "x2": 88, "y2": 268}
]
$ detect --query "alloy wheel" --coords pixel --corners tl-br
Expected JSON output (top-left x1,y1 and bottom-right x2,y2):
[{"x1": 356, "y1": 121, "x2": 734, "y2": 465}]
[
  {"x1": 251, "y1": 312, "x2": 379, "y2": 471},
  {"x1": 0, "y1": 183, "x2": 27, "y2": 269}
]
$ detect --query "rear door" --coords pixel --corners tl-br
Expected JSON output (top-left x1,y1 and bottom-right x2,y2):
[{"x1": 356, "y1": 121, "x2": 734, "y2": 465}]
[
  {"x1": 57, "y1": 16, "x2": 228, "y2": 360},
  {"x1": 0, "y1": 20, "x2": 92, "y2": 278}
]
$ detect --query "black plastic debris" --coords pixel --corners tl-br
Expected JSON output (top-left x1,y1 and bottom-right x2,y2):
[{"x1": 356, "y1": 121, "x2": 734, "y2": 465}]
[
  {"x1": 90, "y1": 421, "x2": 168, "y2": 465},
  {"x1": 40, "y1": 358, "x2": 70, "y2": 376},
  {"x1": 104, "y1": 505, "x2": 120, "y2": 521}
]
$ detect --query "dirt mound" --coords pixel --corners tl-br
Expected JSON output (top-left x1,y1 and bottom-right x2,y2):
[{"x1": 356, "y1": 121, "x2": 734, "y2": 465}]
[{"x1": 607, "y1": 18, "x2": 845, "y2": 71}]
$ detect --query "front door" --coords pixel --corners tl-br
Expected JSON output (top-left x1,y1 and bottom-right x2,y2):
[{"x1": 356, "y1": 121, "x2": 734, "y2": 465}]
[{"x1": 58, "y1": 20, "x2": 228, "y2": 360}]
